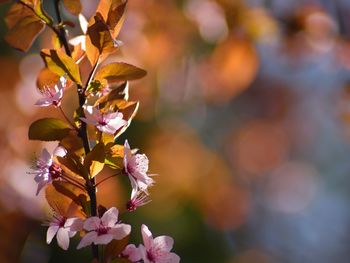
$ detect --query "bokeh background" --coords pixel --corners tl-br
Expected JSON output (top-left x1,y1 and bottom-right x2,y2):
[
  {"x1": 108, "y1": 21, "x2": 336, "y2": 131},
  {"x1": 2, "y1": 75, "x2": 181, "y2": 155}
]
[{"x1": 1, "y1": 0, "x2": 350, "y2": 262}]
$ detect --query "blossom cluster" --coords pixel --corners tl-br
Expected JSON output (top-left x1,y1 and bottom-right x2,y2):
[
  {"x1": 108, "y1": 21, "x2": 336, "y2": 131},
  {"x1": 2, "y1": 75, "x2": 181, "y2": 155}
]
[{"x1": 1, "y1": 0, "x2": 180, "y2": 262}]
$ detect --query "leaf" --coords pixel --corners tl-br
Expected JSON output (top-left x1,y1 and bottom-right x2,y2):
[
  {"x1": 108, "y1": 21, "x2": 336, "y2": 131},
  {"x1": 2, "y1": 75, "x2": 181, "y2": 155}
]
[
  {"x1": 45, "y1": 181, "x2": 88, "y2": 218},
  {"x1": 20, "y1": 0, "x2": 53, "y2": 25},
  {"x1": 107, "y1": 1, "x2": 127, "y2": 39},
  {"x1": 104, "y1": 235, "x2": 129, "y2": 263},
  {"x1": 28, "y1": 118, "x2": 72, "y2": 141},
  {"x1": 4, "y1": 3, "x2": 45, "y2": 52},
  {"x1": 36, "y1": 68, "x2": 60, "y2": 90},
  {"x1": 105, "y1": 143, "x2": 123, "y2": 169},
  {"x1": 94, "y1": 63, "x2": 147, "y2": 83},
  {"x1": 41, "y1": 49, "x2": 82, "y2": 85},
  {"x1": 63, "y1": 0, "x2": 82, "y2": 15},
  {"x1": 95, "y1": 82, "x2": 129, "y2": 105},
  {"x1": 85, "y1": 15, "x2": 116, "y2": 66},
  {"x1": 84, "y1": 143, "x2": 105, "y2": 178},
  {"x1": 57, "y1": 155, "x2": 88, "y2": 181}
]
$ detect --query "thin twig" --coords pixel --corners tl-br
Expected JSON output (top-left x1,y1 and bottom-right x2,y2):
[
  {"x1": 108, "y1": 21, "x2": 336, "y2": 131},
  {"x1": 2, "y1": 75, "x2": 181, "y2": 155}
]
[
  {"x1": 95, "y1": 171, "x2": 122, "y2": 187},
  {"x1": 58, "y1": 106, "x2": 78, "y2": 130}
]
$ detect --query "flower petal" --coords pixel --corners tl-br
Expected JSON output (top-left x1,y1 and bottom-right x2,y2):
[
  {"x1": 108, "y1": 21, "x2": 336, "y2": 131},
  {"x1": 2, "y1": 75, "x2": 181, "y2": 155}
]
[
  {"x1": 83, "y1": 217, "x2": 101, "y2": 231},
  {"x1": 109, "y1": 223, "x2": 131, "y2": 240},
  {"x1": 141, "y1": 224, "x2": 153, "y2": 249},
  {"x1": 53, "y1": 146, "x2": 67, "y2": 157},
  {"x1": 122, "y1": 244, "x2": 142, "y2": 262},
  {"x1": 94, "y1": 233, "x2": 114, "y2": 245},
  {"x1": 57, "y1": 228, "x2": 70, "y2": 250},
  {"x1": 77, "y1": 231, "x2": 97, "y2": 249},
  {"x1": 46, "y1": 225, "x2": 59, "y2": 244},
  {"x1": 153, "y1": 235, "x2": 174, "y2": 253},
  {"x1": 101, "y1": 207, "x2": 119, "y2": 227},
  {"x1": 65, "y1": 217, "x2": 83, "y2": 232}
]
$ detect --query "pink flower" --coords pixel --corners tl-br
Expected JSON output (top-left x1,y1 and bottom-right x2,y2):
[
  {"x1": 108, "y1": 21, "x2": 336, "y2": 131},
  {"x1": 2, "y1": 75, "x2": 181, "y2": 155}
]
[
  {"x1": 80, "y1": 106, "x2": 127, "y2": 134},
  {"x1": 77, "y1": 207, "x2": 131, "y2": 249},
  {"x1": 123, "y1": 140, "x2": 154, "y2": 195},
  {"x1": 30, "y1": 146, "x2": 67, "y2": 195},
  {"x1": 121, "y1": 244, "x2": 142, "y2": 262},
  {"x1": 35, "y1": 76, "x2": 66, "y2": 107},
  {"x1": 126, "y1": 190, "x2": 151, "y2": 212},
  {"x1": 139, "y1": 224, "x2": 180, "y2": 263},
  {"x1": 46, "y1": 214, "x2": 83, "y2": 250}
]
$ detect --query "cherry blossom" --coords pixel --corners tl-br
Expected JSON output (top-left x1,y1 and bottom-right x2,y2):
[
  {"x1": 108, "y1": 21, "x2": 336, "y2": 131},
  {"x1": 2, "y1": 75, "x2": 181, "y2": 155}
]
[
  {"x1": 126, "y1": 190, "x2": 151, "y2": 212},
  {"x1": 30, "y1": 146, "x2": 67, "y2": 195},
  {"x1": 139, "y1": 224, "x2": 180, "y2": 263},
  {"x1": 80, "y1": 106, "x2": 127, "y2": 134},
  {"x1": 123, "y1": 140, "x2": 154, "y2": 195},
  {"x1": 77, "y1": 207, "x2": 131, "y2": 249},
  {"x1": 121, "y1": 244, "x2": 142, "y2": 262},
  {"x1": 35, "y1": 76, "x2": 66, "y2": 107},
  {"x1": 46, "y1": 214, "x2": 83, "y2": 250}
]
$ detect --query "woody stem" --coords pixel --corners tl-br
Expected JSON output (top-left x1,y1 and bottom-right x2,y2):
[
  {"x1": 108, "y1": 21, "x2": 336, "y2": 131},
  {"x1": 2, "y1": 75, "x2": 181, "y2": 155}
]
[{"x1": 53, "y1": 0, "x2": 98, "y2": 260}]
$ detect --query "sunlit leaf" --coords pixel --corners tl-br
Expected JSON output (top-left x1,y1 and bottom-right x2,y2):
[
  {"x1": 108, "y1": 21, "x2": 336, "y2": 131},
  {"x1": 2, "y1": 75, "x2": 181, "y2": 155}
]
[
  {"x1": 84, "y1": 143, "x2": 105, "y2": 178},
  {"x1": 36, "y1": 68, "x2": 60, "y2": 90},
  {"x1": 94, "y1": 63, "x2": 146, "y2": 82},
  {"x1": 4, "y1": 3, "x2": 45, "y2": 51},
  {"x1": 20, "y1": 0, "x2": 53, "y2": 25},
  {"x1": 28, "y1": 118, "x2": 72, "y2": 141},
  {"x1": 63, "y1": 0, "x2": 82, "y2": 16},
  {"x1": 45, "y1": 181, "x2": 88, "y2": 218},
  {"x1": 104, "y1": 235, "x2": 129, "y2": 263},
  {"x1": 41, "y1": 49, "x2": 82, "y2": 85},
  {"x1": 95, "y1": 82, "x2": 129, "y2": 105},
  {"x1": 85, "y1": 15, "x2": 116, "y2": 66},
  {"x1": 57, "y1": 155, "x2": 88, "y2": 181},
  {"x1": 107, "y1": 1, "x2": 127, "y2": 39}
]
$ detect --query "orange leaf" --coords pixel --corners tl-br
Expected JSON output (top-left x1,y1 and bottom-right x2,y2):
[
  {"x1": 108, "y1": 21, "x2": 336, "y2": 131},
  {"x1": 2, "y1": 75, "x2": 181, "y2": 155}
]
[
  {"x1": 63, "y1": 0, "x2": 82, "y2": 16},
  {"x1": 94, "y1": 63, "x2": 147, "y2": 82},
  {"x1": 85, "y1": 15, "x2": 116, "y2": 66},
  {"x1": 36, "y1": 68, "x2": 60, "y2": 90},
  {"x1": 4, "y1": 3, "x2": 45, "y2": 51},
  {"x1": 45, "y1": 181, "x2": 88, "y2": 218}
]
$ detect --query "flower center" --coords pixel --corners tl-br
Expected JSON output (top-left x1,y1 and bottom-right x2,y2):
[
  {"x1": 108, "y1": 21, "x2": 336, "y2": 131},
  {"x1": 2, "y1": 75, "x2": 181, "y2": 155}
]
[
  {"x1": 126, "y1": 163, "x2": 135, "y2": 174},
  {"x1": 49, "y1": 163, "x2": 62, "y2": 179},
  {"x1": 126, "y1": 200, "x2": 136, "y2": 212},
  {"x1": 97, "y1": 225, "x2": 110, "y2": 236},
  {"x1": 147, "y1": 250, "x2": 156, "y2": 262},
  {"x1": 58, "y1": 217, "x2": 66, "y2": 227}
]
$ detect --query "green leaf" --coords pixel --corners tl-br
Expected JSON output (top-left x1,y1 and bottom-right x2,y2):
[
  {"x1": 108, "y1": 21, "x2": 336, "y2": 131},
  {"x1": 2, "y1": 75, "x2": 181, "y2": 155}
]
[
  {"x1": 41, "y1": 49, "x2": 82, "y2": 85},
  {"x1": 84, "y1": 143, "x2": 105, "y2": 178},
  {"x1": 28, "y1": 118, "x2": 72, "y2": 141},
  {"x1": 94, "y1": 63, "x2": 147, "y2": 82}
]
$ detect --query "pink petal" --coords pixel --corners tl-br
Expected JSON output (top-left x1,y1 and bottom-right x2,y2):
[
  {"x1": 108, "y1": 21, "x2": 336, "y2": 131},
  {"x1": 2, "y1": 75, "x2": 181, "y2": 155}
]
[
  {"x1": 109, "y1": 224, "x2": 131, "y2": 240},
  {"x1": 157, "y1": 252, "x2": 180, "y2": 263},
  {"x1": 123, "y1": 244, "x2": 142, "y2": 262},
  {"x1": 83, "y1": 217, "x2": 101, "y2": 231},
  {"x1": 141, "y1": 224, "x2": 153, "y2": 249},
  {"x1": 101, "y1": 207, "x2": 119, "y2": 227},
  {"x1": 153, "y1": 235, "x2": 174, "y2": 253},
  {"x1": 77, "y1": 231, "x2": 97, "y2": 249},
  {"x1": 35, "y1": 98, "x2": 52, "y2": 107},
  {"x1": 41, "y1": 149, "x2": 52, "y2": 165},
  {"x1": 53, "y1": 146, "x2": 67, "y2": 157},
  {"x1": 94, "y1": 234, "x2": 114, "y2": 245},
  {"x1": 46, "y1": 225, "x2": 59, "y2": 244},
  {"x1": 56, "y1": 228, "x2": 70, "y2": 250},
  {"x1": 65, "y1": 217, "x2": 83, "y2": 232}
]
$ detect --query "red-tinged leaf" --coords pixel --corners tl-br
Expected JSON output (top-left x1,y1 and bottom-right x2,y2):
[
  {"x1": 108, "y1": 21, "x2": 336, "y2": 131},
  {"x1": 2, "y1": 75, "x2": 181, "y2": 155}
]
[
  {"x1": 36, "y1": 68, "x2": 60, "y2": 90},
  {"x1": 96, "y1": 0, "x2": 112, "y2": 22},
  {"x1": 104, "y1": 235, "x2": 130, "y2": 263},
  {"x1": 63, "y1": 0, "x2": 82, "y2": 16},
  {"x1": 85, "y1": 15, "x2": 116, "y2": 66},
  {"x1": 41, "y1": 49, "x2": 82, "y2": 84},
  {"x1": 94, "y1": 63, "x2": 147, "y2": 83},
  {"x1": 84, "y1": 143, "x2": 105, "y2": 178},
  {"x1": 107, "y1": 1, "x2": 127, "y2": 39},
  {"x1": 60, "y1": 132, "x2": 84, "y2": 156},
  {"x1": 45, "y1": 181, "x2": 88, "y2": 218},
  {"x1": 56, "y1": 155, "x2": 88, "y2": 181},
  {"x1": 28, "y1": 118, "x2": 72, "y2": 141},
  {"x1": 4, "y1": 3, "x2": 45, "y2": 52}
]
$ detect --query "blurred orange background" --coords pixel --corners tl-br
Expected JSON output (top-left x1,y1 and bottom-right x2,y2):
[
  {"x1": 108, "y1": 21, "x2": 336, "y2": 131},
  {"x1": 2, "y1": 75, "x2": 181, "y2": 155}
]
[{"x1": 1, "y1": 0, "x2": 350, "y2": 262}]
